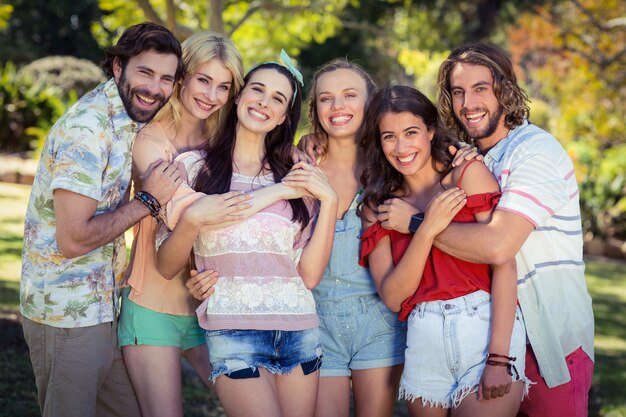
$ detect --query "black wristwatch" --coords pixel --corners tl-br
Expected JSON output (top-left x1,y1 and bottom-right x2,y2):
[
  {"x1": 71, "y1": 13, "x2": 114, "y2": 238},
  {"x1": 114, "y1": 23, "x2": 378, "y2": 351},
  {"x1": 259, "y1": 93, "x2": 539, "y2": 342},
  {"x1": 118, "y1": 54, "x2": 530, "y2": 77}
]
[{"x1": 408, "y1": 213, "x2": 425, "y2": 234}]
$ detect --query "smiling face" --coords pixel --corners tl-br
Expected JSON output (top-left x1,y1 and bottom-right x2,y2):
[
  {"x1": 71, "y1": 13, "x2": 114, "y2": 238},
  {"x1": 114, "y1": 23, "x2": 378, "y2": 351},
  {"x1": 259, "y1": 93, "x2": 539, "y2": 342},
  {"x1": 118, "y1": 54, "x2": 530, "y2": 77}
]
[
  {"x1": 379, "y1": 111, "x2": 434, "y2": 178},
  {"x1": 315, "y1": 68, "x2": 368, "y2": 141},
  {"x1": 180, "y1": 58, "x2": 233, "y2": 121},
  {"x1": 113, "y1": 50, "x2": 179, "y2": 123},
  {"x1": 235, "y1": 68, "x2": 292, "y2": 134},
  {"x1": 449, "y1": 62, "x2": 507, "y2": 148}
]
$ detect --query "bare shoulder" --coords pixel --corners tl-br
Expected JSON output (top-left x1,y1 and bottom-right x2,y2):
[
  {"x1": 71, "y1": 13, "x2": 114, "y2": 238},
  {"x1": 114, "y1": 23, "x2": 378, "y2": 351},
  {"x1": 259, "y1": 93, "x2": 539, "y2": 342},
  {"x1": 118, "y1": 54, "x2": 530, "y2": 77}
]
[
  {"x1": 451, "y1": 159, "x2": 499, "y2": 196},
  {"x1": 136, "y1": 122, "x2": 171, "y2": 147},
  {"x1": 133, "y1": 123, "x2": 172, "y2": 174}
]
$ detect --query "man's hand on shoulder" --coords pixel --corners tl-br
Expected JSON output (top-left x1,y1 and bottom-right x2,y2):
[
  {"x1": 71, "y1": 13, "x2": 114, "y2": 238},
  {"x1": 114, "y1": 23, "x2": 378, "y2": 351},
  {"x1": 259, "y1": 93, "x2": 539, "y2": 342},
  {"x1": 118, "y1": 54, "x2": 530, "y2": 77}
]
[{"x1": 141, "y1": 160, "x2": 182, "y2": 206}]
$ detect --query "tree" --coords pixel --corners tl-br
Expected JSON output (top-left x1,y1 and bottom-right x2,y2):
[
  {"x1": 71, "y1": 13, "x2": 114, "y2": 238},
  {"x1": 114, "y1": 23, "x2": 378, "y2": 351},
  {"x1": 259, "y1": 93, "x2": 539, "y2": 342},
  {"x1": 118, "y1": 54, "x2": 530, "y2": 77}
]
[
  {"x1": 95, "y1": 0, "x2": 348, "y2": 65},
  {"x1": 0, "y1": 0, "x2": 103, "y2": 64},
  {"x1": 507, "y1": 0, "x2": 626, "y2": 239},
  {"x1": 0, "y1": 2, "x2": 12, "y2": 29}
]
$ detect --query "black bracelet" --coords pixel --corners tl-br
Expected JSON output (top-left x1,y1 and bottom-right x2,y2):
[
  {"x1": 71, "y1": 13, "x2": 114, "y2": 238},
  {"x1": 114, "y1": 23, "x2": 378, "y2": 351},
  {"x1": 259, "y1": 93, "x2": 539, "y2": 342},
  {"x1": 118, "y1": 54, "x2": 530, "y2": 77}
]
[{"x1": 135, "y1": 191, "x2": 161, "y2": 219}]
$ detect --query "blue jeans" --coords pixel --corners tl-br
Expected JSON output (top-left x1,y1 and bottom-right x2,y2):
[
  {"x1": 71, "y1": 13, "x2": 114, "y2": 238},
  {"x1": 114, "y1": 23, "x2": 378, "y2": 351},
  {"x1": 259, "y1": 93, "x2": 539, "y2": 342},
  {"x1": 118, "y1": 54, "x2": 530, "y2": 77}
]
[{"x1": 205, "y1": 327, "x2": 322, "y2": 381}]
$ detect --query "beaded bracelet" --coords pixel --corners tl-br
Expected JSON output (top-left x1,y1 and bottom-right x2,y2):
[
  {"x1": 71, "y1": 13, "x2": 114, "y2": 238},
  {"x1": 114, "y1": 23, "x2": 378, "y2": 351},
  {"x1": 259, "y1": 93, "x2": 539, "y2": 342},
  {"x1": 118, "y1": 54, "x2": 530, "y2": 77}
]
[
  {"x1": 135, "y1": 191, "x2": 161, "y2": 220},
  {"x1": 485, "y1": 353, "x2": 520, "y2": 380}
]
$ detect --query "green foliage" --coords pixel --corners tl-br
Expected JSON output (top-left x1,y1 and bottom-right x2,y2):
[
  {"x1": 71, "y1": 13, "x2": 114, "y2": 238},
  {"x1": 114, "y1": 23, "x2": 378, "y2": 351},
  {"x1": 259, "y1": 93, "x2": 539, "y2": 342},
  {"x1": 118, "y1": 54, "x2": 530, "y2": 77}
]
[
  {"x1": 0, "y1": 3, "x2": 13, "y2": 29},
  {"x1": 0, "y1": 62, "x2": 66, "y2": 152},
  {"x1": 572, "y1": 143, "x2": 626, "y2": 239},
  {"x1": 507, "y1": 0, "x2": 626, "y2": 239},
  {"x1": 398, "y1": 49, "x2": 450, "y2": 101},
  {"x1": 0, "y1": 0, "x2": 103, "y2": 64},
  {"x1": 94, "y1": 0, "x2": 347, "y2": 68}
]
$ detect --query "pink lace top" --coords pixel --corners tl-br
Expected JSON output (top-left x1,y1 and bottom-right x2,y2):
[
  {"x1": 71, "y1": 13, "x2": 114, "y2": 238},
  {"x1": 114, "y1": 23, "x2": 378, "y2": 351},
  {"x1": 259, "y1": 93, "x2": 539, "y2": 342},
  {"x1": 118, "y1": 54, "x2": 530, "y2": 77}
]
[{"x1": 164, "y1": 151, "x2": 319, "y2": 331}]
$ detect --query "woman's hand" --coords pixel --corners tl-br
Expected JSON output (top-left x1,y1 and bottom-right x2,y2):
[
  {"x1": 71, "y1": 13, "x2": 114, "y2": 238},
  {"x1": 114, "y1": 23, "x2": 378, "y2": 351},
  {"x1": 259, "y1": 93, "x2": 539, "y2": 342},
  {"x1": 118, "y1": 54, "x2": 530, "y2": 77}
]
[
  {"x1": 273, "y1": 182, "x2": 312, "y2": 200},
  {"x1": 182, "y1": 191, "x2": 252, "y2": 227},
  {"x1": 282, "y1": 162, "x2": 337, "y2": 205},
  {"x1": 478, "y1": 361, "x2": 513, "y2": 400},
  {"x1": 186, "y1": 269, "x2": 218, "y2": 301},
  {"x1": 297, "y1": 133, "x2": 323, "y2": 165},
  {"x1": 290, "y1": 144, "x2": 316, "y2": 165},
  {"x1": 421, "y1": 187, "x2": 466, "y2": 238},
  {"x1": 377, "y1": 197, "x2": 420, "y2": 233}
]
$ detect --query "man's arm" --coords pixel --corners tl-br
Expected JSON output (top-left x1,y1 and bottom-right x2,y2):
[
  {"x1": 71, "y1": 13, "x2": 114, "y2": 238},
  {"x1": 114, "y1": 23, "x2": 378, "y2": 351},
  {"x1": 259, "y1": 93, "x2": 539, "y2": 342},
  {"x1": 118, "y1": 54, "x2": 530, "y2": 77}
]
[
  {"x1": 433, "y1": 209, "x2": 534, "y2": 265},
  {"x1": 55, "y1": 190, "x2": 151, "y2": 258},
  {"x1": 55, "y1": 160, "x2": 181, "y2": 258}
]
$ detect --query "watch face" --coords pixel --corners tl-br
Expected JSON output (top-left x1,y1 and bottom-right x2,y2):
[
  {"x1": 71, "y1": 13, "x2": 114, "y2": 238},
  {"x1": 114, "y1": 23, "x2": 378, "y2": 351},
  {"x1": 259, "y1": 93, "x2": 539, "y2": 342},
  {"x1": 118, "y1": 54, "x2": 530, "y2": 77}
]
[{"x1": 409, "y1": 213, "x2": 424, "y2": 233}]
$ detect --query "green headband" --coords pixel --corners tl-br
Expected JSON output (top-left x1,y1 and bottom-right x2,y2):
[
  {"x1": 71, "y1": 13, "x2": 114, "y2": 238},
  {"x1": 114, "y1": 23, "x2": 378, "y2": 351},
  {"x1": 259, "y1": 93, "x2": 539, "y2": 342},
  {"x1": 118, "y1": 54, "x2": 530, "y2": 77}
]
[{"x1": 253, "y1": 49, "x2": 304, "y2": 106}]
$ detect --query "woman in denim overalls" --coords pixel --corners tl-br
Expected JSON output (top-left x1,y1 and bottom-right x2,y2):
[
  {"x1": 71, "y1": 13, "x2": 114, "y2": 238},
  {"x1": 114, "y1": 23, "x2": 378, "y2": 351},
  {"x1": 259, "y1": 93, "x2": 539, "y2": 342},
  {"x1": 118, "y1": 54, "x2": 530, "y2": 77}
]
[{"x1": 304, "y1": 59, "x2": 407, "y2": 417}]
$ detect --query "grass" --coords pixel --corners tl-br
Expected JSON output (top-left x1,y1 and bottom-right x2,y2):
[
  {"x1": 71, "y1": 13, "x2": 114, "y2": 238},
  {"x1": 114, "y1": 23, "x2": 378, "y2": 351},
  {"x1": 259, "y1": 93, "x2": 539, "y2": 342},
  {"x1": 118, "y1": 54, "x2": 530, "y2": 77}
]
[
  {"x1": 0, "y1": 181, "x2": 625, "y2": 416},
  {"x1": 585, "y1": 260, "x2": 626, "y2": 416}
]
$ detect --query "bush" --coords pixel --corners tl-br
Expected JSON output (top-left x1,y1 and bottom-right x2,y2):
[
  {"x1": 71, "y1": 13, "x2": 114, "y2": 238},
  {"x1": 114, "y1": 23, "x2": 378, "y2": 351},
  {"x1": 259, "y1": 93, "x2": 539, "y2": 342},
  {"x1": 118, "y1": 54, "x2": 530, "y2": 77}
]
[
  {"x1": 570, "y1": 141, "x2": 626, "y2": 240},
  {"x1": 17, "y1": 56, "x2": 105, "y2": 100},
  {"x1": 0, "y1": 62, "x2": 66, "y2": 152}
]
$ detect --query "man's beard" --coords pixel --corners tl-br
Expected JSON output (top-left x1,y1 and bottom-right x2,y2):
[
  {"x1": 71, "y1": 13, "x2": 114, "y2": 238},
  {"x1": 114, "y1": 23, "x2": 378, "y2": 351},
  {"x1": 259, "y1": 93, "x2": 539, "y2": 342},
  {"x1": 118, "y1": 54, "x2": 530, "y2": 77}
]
[
  {"x1": 117, "y1": 70, "x2": 168, "y2": 123},
  {"x1": 460, "y1": 104, "x2": 504, "y2": 141}
]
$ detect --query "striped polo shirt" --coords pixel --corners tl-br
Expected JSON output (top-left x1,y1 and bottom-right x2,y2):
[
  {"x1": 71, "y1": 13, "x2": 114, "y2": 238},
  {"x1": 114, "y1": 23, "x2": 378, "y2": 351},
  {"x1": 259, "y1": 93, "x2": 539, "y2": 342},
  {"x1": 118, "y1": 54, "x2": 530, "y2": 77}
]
[{"x1": 484, "y1": 120, "x2": 594, "y2": 388}]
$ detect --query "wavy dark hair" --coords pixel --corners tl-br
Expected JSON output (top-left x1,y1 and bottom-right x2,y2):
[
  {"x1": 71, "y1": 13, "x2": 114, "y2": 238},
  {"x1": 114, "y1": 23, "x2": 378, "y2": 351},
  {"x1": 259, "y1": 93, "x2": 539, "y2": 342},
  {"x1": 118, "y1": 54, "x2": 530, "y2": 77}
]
[
  {"x1": 102, "y1": 22, "x2": 184, "y2": 81},
  {"x1": 193, "y1": 63, "x2": 309, "y2": 229},
  {"x1": 437, "y1": 42, "x2": 530, "y2": 143},
  {"x1": 306, "y1": 58, "x2": 376, "y2": 159},
  {"x1": 360, "y1": 86, "x2": 459, "y2": 213}
]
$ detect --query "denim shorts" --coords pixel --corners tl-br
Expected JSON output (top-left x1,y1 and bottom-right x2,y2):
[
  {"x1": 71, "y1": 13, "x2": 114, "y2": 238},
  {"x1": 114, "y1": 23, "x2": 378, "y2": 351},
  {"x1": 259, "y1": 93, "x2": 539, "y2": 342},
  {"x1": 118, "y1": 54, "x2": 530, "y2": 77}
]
[
  {"x1": 118, "y1": 287, "x2": 204, "y2": 350},
  {"x1": 399, "y1": 290, "x2": 529, "y2": 408},
  {"x1": 316, "y1": 295, "x2": 406, "y2": 377},
  {"x1": 205, "y1": 327, "x2": 323, "y2": 381}
]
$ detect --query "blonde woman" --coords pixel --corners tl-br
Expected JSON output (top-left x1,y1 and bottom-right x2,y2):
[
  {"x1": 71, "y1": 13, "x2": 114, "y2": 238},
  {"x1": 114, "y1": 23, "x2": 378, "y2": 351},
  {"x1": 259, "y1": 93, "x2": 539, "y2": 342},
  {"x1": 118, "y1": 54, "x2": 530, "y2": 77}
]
[{"x1": 118, "y1": 32, "x2": 246, "y2": 417}]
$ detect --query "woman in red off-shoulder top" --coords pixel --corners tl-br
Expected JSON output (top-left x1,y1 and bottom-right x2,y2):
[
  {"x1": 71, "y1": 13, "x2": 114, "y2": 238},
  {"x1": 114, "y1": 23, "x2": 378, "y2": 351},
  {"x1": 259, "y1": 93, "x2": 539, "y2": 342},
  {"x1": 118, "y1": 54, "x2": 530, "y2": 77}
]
[{"x1": 357, "y1": 86, "x2": 529, "y2": 417}]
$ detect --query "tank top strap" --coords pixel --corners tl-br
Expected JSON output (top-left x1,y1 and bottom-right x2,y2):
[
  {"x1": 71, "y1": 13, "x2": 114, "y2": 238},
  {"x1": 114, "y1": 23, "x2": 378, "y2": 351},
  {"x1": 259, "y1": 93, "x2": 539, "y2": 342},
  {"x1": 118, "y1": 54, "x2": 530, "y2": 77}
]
[
  {"x1": 349, "y1": 189, "x2": 364, "y2": 210},
  {"x1": 456, "y1": 159, "x2": 480, "y2": 188}
]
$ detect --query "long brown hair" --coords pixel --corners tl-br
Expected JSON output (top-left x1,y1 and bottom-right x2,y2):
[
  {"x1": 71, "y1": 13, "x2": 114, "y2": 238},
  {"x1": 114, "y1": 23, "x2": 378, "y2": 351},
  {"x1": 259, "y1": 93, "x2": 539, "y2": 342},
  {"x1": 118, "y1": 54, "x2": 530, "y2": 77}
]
[
  {"x1": 437, "y1": 42, "x2": 530, "y2": 142},
  {"x1": 360, "y1": 86, "x2": 459, "y2": 213},
  {"x1": 193, "y1": 63, "x2": 310, "y2": 229}
]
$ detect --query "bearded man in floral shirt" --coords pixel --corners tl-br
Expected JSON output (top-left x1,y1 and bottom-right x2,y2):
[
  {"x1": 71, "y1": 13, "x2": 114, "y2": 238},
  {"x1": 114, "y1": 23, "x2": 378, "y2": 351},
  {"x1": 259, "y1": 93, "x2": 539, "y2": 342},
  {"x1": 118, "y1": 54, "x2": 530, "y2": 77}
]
[{"x1": 20, "y1": 22, "x2": 183, "y2": 417}]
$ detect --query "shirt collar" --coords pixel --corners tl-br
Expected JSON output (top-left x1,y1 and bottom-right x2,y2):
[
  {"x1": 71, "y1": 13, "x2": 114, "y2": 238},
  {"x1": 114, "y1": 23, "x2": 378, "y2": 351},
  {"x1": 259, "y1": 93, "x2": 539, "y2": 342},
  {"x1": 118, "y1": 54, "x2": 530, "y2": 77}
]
[
  {"x1": 484, "y1": 119, "x2": 529, "y2": 164},
  {"x1": 103, "y1": 78, "x2": 145, "y2": 135}
]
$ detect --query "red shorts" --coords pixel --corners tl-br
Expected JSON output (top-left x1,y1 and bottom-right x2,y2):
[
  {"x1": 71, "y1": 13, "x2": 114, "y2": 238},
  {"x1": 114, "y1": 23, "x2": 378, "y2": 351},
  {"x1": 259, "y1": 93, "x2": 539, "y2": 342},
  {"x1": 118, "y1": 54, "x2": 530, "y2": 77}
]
[{"x1": 518, "y1": 345, "x2": 593, "y2": 417}]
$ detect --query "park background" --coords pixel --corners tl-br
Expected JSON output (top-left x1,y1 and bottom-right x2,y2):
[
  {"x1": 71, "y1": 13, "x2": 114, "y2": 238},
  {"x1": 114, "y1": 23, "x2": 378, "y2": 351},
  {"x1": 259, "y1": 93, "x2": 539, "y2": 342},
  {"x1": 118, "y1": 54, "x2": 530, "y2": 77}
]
[{"x1": 0, "y1": 0, "x2": 624, "y2": 416}]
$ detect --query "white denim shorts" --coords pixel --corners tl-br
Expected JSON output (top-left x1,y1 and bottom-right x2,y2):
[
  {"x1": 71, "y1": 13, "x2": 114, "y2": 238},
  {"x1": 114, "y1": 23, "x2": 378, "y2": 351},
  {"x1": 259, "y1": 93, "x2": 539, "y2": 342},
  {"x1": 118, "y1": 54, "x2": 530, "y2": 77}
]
[{"x1": 399, "y1": 290, "x2": 530, "y2": 408}]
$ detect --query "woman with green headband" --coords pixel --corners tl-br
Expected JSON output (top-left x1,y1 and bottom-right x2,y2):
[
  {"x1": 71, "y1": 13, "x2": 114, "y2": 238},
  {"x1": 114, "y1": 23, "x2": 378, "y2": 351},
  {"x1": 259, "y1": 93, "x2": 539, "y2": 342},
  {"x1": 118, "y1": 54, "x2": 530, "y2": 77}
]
[{"x1": 156, "y1": 56, "x2": 338, "y2": 416}]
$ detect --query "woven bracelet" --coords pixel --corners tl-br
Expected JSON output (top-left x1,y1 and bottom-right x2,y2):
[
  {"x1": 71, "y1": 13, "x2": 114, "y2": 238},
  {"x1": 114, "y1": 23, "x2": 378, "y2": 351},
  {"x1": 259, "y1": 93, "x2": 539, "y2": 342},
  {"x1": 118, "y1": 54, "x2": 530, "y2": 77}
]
[{"x1": 135, "y1": 191, "x2": 161, "y2": 219}]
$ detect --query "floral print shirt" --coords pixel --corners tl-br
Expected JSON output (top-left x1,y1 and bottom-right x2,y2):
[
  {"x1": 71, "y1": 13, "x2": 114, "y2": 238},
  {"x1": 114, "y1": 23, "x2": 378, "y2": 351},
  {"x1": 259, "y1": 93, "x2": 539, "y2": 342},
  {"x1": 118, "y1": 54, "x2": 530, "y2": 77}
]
[{"x1": 20, "y1": 79, "x2": 143, "y2": 327}]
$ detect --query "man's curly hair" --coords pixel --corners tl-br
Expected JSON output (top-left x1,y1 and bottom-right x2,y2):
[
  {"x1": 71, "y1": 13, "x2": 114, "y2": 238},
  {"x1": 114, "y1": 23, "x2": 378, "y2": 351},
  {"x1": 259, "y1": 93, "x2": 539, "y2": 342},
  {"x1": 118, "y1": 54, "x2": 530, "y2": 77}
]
[{"x1": 437, "y1": 42, "x2": 530, "y2": 143}]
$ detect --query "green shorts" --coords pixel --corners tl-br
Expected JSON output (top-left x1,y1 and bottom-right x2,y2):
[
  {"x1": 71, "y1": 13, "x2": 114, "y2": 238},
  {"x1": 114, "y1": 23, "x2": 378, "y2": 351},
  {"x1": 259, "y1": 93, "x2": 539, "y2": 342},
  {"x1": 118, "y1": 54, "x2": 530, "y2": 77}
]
[{"x1": 118, "y1": 287, "x2": 204, "y2": 350}]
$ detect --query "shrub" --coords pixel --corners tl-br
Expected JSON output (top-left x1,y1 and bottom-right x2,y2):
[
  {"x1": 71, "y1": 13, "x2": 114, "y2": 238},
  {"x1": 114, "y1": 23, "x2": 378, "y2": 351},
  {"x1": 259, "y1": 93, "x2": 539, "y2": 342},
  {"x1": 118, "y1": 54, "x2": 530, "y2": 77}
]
[
  {"x1": 570, "y1": 141, "x2": 626, "y2": 241},
  {"x1": 17, "y1": 56, "x2": 105, "y2": 100},
  {"x1": 0, "y1": 62, "x2": 66, "y2": 152}
]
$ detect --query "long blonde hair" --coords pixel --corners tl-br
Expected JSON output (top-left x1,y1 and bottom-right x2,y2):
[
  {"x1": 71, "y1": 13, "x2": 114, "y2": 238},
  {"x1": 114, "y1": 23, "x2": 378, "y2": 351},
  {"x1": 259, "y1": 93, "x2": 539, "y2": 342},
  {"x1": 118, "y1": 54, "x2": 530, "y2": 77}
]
[{"x1": 155, "y1": 32, "x2": 244, "y2": 136}]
